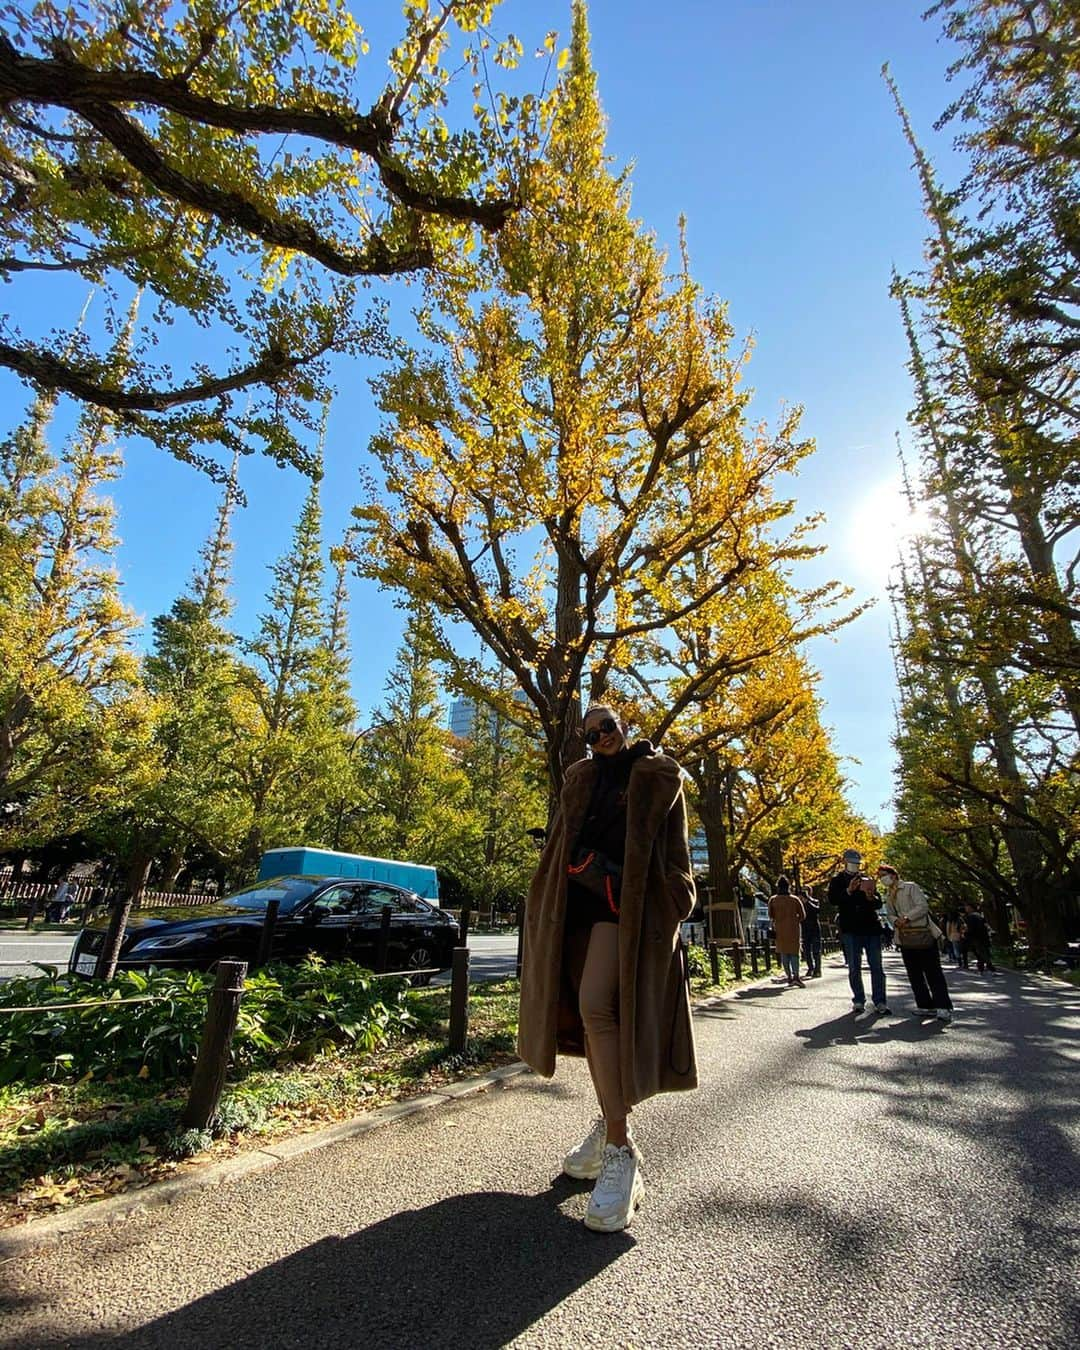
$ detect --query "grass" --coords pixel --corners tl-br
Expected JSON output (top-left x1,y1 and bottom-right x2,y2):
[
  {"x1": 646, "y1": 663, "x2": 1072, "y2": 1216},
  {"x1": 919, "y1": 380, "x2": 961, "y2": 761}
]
[
  {"x1": 0, "y1": 918, "x2": 77, "y2": 933},
  {"x1": 0, "y1": 977, "x2": 521, "y2": 1227},
  {"x1": 990, "y1": 943, "x2": 1079, "y2": 984}
]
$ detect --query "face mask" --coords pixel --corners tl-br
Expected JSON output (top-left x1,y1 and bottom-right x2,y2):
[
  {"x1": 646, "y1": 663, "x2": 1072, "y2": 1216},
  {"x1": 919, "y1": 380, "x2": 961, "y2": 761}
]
[
  {"x1": 878, "y1": 875, "x2": 896, "y2": 891},
  {"x1": 845, "y1": 861, "x2": 859, "y2": 874}
]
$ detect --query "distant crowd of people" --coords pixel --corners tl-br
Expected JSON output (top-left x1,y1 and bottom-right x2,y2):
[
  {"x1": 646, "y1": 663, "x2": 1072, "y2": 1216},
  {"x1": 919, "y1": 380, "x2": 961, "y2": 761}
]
[{"x1": 765, "y1": 848, "x2": 999, "y2": 1023}]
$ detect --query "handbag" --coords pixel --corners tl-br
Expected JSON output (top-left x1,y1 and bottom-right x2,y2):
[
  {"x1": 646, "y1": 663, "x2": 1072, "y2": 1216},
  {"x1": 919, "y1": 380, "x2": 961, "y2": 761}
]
[
  {"x1": 896, "y1": 922, "x2": 936, "y2": 950},
  {"x1": 567, "y1": 844, "x2": 622, "y2": 915}
]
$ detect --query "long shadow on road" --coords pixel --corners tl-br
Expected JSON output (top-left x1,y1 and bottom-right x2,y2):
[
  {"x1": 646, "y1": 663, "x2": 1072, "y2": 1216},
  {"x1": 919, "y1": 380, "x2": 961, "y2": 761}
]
[
  {"x1": 794, "y1": 1010, "x2": 944, "y2": 1049},
  {"x1": 0, "y1": 1179, "x2": 631, "y2": 1350},
  {"x1": 798, "y1": 972, "x2": 1080, "y2": 1336}
]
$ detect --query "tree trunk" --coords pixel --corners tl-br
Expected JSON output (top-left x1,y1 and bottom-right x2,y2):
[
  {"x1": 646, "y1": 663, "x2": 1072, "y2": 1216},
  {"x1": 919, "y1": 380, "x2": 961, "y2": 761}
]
[
  {"x1": 159, "y1": 847, "x2": 185, "y2": 889},
  {"x1": 693, "y1": 761, "x2": 744, "y2": 942},
  {"x1": 1014, "y1": 880, "x2": 1075, "y2": 957},
  {"x1": 96, "y1": 848, "x2": 152, "y2": 981},
  {"x1": 543, "y1": 539, "x2": 586, "y2": 825}
]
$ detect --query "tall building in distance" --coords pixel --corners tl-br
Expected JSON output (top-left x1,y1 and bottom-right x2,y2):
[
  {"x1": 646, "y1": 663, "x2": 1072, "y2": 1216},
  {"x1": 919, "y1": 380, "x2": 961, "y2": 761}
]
[
  {"x1": 448, "y1": 696, "x2": 478, "y2": 739},
  {"x1": 447, "y1": 691, "x2": 528, "y2": 740}
]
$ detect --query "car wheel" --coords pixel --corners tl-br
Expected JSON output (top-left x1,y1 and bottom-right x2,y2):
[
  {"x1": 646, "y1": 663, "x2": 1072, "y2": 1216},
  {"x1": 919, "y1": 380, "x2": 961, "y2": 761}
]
[{"x1": 406, "y1": 945, "x2": 435, "y2": 986}]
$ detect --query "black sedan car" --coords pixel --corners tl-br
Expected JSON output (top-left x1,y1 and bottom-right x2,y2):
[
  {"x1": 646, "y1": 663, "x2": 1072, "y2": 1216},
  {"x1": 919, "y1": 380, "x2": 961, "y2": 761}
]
[{"x1": 68, "y1": 875, "x2": 459, "y2": 983}]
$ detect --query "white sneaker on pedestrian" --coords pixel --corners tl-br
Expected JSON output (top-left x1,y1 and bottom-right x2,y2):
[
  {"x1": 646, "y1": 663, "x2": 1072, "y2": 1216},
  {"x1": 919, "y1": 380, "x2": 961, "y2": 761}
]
[
  {"x1": 852, "y1": 1003, "x2": 865, "y2": 1014},
  {"x1": 936, "y1": 1009, "x2": 953, "y2": 1023},
  {"x1": 563, "y1": 1117, "x2": 608, "y2": 1180},
  {"x1": 584, "y1": 1144, "x2": 644, "y2": 1232}
]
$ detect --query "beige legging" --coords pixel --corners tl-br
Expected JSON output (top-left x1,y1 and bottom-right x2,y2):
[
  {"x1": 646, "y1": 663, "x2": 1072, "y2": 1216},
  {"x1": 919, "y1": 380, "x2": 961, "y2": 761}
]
[{"x1": 578, "y1": 922, "x2": 626, "y2": 1121}]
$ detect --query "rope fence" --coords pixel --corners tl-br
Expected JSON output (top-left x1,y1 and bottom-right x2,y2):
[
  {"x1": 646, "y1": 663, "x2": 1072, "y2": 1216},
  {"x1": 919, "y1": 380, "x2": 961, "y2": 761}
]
[{"x1": 0, "y1": 965, "x2": 441, "y2": 1018}]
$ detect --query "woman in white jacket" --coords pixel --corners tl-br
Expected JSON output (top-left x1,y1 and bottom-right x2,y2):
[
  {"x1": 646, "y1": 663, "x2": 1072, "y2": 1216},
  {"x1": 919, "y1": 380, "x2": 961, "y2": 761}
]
[{"x1": 876, "y1": 865, "x2": 954, "y2": 1024}]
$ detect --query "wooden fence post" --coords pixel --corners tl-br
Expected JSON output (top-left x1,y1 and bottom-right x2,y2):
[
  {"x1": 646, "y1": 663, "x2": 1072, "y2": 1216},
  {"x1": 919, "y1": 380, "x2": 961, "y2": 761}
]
[
  {"x1": 749, "y1": 940, "x2": 759, "y2": 976},
  {"x1": 708, "y1": 941, "x2": 721, "y2": 985},
  {"x1": 254, "y1": 900, "x2": 280, "y2": 970},
  {"x1": 183, "y1": 960, "x2": 247, "y2": 1131},
  {"x1": 732, "y1": 942, "x2": 744, "y2": 980},
  {"x1": 23, "y1": 888, "x2": 40, "y2": 929},
  {"x1": 458, "y1": 906, "x2": 472, "y2": 947},
  {"x1": 448, "y1": 947, "x2": 470, "y2": 1054},
  {"x1": 763, "y1": 940, "x2": 772, "y2": 973}
]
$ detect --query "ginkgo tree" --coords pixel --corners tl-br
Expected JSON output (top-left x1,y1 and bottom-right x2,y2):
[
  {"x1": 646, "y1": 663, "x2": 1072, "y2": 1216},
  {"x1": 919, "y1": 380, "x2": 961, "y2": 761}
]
[
  {"x1": 0, "y1": 0, "x2": 539, "y2": 476},
  {"x1": 0, "y1": 307, "x2": 155, "y2": 855},
  {"x1": 620, "y1": 565, "x2": 863, "y2": 936},
  {"x1": 353, "y1": 1, "x2": 838, "y2": 808}
]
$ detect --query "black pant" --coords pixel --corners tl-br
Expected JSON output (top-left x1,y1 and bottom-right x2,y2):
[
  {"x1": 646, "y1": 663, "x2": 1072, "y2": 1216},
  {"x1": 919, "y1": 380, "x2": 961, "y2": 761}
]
[
  {"x1": 802, "y1": 930, "x2": 821, "y2": 976},
  {"x1": 900, "y1": 943, "x2": 953, "y2": 1010}
]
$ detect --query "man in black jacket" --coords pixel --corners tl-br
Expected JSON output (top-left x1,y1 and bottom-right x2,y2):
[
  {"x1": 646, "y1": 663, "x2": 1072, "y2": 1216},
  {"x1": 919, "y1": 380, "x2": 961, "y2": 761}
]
[
  {"x1": 828, "y1": 849, "x2": 889, "y2": 1014},
  {"x1": 962, "y1": 902, "x2": 996, "y2": 973}
]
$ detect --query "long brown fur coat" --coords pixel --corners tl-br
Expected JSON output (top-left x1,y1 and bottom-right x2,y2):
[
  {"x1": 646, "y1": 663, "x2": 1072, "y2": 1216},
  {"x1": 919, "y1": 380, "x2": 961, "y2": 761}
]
[{"x1": 517, "y1": 748, "x2": 699, "y2": 1107}]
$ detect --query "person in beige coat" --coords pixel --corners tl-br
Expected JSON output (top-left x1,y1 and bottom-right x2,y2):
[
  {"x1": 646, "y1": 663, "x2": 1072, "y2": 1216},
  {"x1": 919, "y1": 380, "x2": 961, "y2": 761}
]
[
  {"x1": 517, "y1": 704, "x2": 698, "y2": 1233},
  {"x1": 877, "y1": 864, "x2": 954, "y2": 1023},
  {"x1": 768, "y1": 876, "x2": 806, "y2": 987}
]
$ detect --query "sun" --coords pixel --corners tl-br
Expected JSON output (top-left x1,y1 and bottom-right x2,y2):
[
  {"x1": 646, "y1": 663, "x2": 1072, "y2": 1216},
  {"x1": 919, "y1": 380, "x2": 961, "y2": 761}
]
[{"x1": 846, "y1": 475, "x2": 933, "y2": 587}]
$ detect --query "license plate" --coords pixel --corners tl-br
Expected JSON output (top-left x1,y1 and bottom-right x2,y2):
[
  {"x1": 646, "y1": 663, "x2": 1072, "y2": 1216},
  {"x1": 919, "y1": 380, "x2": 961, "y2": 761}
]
[{"x1": 75, "y1": 954, "x2": 97, "y2": 976}]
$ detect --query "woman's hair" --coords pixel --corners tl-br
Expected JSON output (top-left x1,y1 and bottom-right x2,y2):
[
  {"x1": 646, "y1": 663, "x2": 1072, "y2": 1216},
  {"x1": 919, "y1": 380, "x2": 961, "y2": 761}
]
[{"x1": 775, "y1": 875, "x2": 790, "y2": 895}]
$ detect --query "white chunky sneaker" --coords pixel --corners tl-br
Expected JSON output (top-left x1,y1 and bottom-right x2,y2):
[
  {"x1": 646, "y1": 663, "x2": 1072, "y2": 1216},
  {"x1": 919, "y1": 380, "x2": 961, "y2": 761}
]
[
  {"x1": 584, "y1": 1144, "x2": 644, "y2": 1233},
  {"x1": 563, "y1": 1117, "x2": 608, "y2": 1180}
]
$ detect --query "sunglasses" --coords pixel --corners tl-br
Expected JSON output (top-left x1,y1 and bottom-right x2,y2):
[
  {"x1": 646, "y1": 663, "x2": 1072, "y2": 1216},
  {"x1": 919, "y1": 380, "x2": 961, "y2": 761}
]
[{"x1": 584, "y1": 717, "x2": 618, "y2": 746}]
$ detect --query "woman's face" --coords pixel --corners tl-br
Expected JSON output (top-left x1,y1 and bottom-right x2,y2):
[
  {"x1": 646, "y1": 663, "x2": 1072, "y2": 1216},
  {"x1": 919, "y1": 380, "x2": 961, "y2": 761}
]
[{"x1": 584, "y1": 709, "x2": 627, "y2": 757}]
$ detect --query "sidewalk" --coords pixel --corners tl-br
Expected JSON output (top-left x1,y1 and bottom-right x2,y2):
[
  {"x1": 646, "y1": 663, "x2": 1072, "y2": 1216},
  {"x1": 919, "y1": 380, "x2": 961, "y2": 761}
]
[{"x1": 1, "y1": 954, "x2": 1076, "y2": 1349}]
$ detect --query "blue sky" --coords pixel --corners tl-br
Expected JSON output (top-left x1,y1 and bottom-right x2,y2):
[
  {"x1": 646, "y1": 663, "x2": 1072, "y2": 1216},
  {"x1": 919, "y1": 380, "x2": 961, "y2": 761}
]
[{"x1": 0, "y1": 1, "x2": 970, "y2": 828}]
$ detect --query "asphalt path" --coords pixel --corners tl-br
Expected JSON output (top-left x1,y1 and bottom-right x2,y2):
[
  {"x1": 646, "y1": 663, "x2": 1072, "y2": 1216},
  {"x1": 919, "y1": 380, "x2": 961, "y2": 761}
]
[
  {"x1": 1, "y1": 953, "x2": 1077, "y2": 1349},
  {"x1": 0, "y1": 932, "x2": 519, "y2": 983}
]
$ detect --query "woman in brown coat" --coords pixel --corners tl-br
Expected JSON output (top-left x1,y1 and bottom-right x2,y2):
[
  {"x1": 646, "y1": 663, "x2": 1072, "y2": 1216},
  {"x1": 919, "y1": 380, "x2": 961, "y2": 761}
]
[
  {"x1": 768, "y1": 876, "x2": 806, "y2": 988},
  {"x1": 518, "y1": 704, "x2": 698, "y2": 1233}
]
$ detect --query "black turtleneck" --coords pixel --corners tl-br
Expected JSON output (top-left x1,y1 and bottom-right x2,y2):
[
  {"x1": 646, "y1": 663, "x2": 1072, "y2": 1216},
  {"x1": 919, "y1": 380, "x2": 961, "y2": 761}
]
[
  {"x1": 565, "y1": 742, "x2": 658, "y2": 937},
  {"x1": 579, "y1": 741, "x2": 656, "y2": 863}
]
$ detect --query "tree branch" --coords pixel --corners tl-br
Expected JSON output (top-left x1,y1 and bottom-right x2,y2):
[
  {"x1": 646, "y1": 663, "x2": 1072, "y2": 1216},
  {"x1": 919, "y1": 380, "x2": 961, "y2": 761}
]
[
  {"x1": 0, "y1": 336, "x2": 329, "y2": 412},
  {"x1": 0, "y1": 36, "x2": 516, "y2": 232}
]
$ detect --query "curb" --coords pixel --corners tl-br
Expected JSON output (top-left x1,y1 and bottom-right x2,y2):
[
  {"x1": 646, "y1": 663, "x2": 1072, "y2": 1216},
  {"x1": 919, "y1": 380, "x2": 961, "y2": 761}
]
[{"x1": 0, "y1": 1062, "x2": 532, "y2": 1258}]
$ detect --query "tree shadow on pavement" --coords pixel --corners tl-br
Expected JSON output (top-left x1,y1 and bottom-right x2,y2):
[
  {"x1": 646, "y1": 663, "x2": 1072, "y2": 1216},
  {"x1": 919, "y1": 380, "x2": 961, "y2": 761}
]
[
  {"x1": 823, "y1": 974, "x2": 1080, "y2": 1335},
  {"x1": 0, "y1": 1180, "x2": 632, "y2": 1350},
  {"x1": 688, "y1": 1190, "x2": 877, "y2": 1271}
]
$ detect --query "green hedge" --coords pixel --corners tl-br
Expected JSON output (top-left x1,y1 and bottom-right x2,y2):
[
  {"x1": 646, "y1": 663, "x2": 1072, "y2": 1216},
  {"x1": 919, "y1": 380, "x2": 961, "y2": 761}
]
[{"x1": 0, "y1": 958, "x2": 414, "y2": 1086}]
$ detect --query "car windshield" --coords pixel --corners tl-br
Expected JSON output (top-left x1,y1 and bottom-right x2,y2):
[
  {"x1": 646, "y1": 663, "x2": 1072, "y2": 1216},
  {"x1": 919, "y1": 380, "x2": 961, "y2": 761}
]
[{"x1": 220, "y1": 877, "x2": 322, "y2": 914}]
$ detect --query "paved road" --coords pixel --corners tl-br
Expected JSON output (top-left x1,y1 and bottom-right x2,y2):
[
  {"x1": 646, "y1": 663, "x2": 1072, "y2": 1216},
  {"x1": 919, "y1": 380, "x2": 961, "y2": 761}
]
[
  {"x1": 1, "y1": 954, "x2": 1077, "y2": 1349},
  {"x1": 431, "y1": 934, "x2": 517, "y2": 984},
  {"x1": 0, "y1": 933, "x2": 519, "y2": 983},
  {"x1": 0, "y1": 933, "x2": 77, "y2": 980}
]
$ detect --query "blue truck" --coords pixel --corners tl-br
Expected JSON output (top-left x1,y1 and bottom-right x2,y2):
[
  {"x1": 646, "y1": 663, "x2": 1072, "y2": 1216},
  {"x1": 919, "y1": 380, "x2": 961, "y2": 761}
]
[{"x1": 257, "y1": 847, "x2": 440, "y2": 904}]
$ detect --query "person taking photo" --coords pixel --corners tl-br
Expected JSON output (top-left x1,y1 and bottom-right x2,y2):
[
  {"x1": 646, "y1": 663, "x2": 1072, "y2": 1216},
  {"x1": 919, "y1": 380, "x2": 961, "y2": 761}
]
[{"x1": 828, "y1": 848, "x2": 889, "y2": 1015}]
